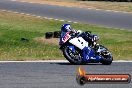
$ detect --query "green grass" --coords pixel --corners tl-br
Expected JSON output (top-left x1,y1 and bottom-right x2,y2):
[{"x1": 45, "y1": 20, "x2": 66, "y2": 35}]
[{"x1": 0, "y1": 11, "x2": 132, "y2": 60}]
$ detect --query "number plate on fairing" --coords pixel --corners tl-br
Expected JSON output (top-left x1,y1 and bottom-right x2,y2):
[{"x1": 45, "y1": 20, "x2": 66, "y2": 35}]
[{"x1": 62, "y1": 32, "x2": 71, "y2": 43}]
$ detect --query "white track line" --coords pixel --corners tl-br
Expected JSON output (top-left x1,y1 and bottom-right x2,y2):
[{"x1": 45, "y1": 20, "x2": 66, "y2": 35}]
[
  {"x1": 67, "y1": 21, "x2": 72, "y2": 23},
  {"x1": 0, "y1": 9, "x2": 78, "y2": 24},
  {"x1": 113, "y1": 60, "x2": 132, "y2": 62},
  {"x1": 36, "y1": 16, "x2": 41, "y2": 18},
  {"x1": 25, "y1": 14, "x2": 30, "y2": 16},
  {"x1": 47, "y1": 18, "x2": 53, "y2": 20},
  {"x1": 59, "y1": 20, "x2": 65, "y2": 22},
  {"x1": 0, "y1": 60, "x2": 68, "y2": 63},
  {"x1": 54, "y1": 19, "x2": 59, "y2": 21},
  {"x1": 73, "y1": 22, "x2": 78, "y2": 24},
  {"x1": 0, "y1": 60, "x2": 132, "y2": 63}
]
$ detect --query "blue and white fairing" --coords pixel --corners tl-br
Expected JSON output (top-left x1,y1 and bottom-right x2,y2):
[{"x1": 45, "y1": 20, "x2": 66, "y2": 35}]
[{"x1": 69, "y1": 37, "x2": 101, "y2": 62}]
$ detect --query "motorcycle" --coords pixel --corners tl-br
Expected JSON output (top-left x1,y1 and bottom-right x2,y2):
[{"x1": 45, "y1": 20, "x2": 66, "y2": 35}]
[{"x1": 59, "y1": 31, "x2": 113, "y2": 65}]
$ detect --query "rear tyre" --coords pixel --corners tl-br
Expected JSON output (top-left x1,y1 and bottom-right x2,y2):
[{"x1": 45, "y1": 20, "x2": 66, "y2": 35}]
[{"x1": 63, "y1": 46, "x2": 83, "y2": 65}]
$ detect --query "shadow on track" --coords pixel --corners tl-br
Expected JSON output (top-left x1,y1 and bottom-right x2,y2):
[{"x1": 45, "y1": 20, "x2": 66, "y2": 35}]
[{"x1": 49, "y1": 62, "x2": 103, "y2": 65}]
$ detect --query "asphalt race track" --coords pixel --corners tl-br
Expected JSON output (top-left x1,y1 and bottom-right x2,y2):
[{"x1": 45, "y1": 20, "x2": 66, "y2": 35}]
[
  {"x1": 0, "y1": 0, "x2": 132, "y2": 30},
  {"x1": 0, "y1": 62, "x2": 131, "y2": 88}
]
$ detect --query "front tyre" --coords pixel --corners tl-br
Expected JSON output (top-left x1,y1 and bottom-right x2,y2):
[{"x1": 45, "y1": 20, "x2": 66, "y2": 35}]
[
  {"x1": 63, "y1": 46, "x2": 83, "y2": 65},
  {"x1": 98, "y1": 45, "x2": 113, "y2": 65},
  {"x1": 101, "y1": 51, "x2": 113, "y2": 65}
]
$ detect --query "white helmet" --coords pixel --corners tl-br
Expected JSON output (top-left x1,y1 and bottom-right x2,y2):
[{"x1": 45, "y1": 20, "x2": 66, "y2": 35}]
[{"x1": 77, "y1": 30, "x2": 82, "y2": 35}]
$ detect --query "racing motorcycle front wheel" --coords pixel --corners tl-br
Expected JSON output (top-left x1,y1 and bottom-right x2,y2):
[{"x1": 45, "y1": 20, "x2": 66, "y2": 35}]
[
  {"x1": 63, "y1": 46, "x2": 83, "y2": 65},
  {"x1": 98, "y1": 45, "x2": 113, "y2": 65}
]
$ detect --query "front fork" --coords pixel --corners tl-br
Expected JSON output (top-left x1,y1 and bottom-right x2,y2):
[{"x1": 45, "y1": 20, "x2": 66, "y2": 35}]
[{"x1": 82, "y1": 47, "x2": 101, "y2": 62}]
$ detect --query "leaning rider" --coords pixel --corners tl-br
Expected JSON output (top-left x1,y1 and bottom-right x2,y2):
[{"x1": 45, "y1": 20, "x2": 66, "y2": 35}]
[{"x1": 60, "y1": 24, "x2": 99, "y2": 48}]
